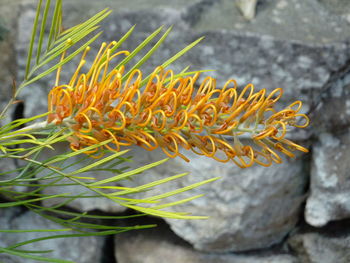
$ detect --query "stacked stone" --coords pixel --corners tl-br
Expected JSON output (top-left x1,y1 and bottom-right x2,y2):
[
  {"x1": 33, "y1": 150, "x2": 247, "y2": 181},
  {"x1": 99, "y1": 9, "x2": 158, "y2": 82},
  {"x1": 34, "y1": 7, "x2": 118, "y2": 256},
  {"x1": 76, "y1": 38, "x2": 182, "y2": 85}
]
[{"x1": 1, "y1": 0, "x2": 350, "y2": 262}]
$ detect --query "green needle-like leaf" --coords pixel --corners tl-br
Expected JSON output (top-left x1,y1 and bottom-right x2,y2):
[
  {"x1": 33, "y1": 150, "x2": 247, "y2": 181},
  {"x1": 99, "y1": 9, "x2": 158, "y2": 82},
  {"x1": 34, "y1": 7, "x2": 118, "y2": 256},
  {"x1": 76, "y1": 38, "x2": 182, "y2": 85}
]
[
  {"x1": 145, "y1": 177, "x2": 220, "y2": 201},
  {"x1": 140, "y1": 36, "x2": 204, "y2": 87},
  {"x1": 110, "y1": 172, "x2": 188, "y2": 196},
  {"x1": 36, "y1": 0, "x2": 51, "y2": 64},
  {"x1": 89, "y1": 158, "x2": 168, "y2": 186},
  {"x1": 123, "y1": 26, "x2": 173, "y2": 80},
  {"x1": 47, "y1": 0, "x2": 62, "y2": 49},
  {"x1": 152, "y1": 194, "x2": 204, "y2": 210},
  {"x1": 125, "y1": 204, "x2": 207, "y2": 219},
  {"x1": 68, "y1": 150, "x2": 129, "y2": 175},
  {"x1": 113, "y1": 25, "x2": 164, "y2": 72},
  {"x1": 108, "y1": 25, "x2": 135, "y2": 55},
  {"x1": 161, "y1": 37, "x2": 204, "y2": 68},
  {"x1": 55, "y1": 8, "x2": 111, "y2": 46},
  {"x1": 0, "y1": 194, "x2": 69, "y2": 208},
  {"x1": 24, "y1": 32, "x2": 102, "y2": 87},
  {"x1": 0, "y1": 229, "x2": 71, "y2": 233},
  {"x1": 25, "y1": 0, "x2": 43, "y2": 80},
  {"x1": 0, "y1": 247, "x2": 74, "y2": 263}
]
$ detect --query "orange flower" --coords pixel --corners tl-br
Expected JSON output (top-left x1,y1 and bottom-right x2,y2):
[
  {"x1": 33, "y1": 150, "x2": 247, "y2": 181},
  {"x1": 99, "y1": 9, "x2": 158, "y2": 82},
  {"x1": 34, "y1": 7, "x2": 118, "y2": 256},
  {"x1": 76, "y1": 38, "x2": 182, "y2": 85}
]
[{"x1": 48, "y1": 42, "x2": 309, "y2": 167}]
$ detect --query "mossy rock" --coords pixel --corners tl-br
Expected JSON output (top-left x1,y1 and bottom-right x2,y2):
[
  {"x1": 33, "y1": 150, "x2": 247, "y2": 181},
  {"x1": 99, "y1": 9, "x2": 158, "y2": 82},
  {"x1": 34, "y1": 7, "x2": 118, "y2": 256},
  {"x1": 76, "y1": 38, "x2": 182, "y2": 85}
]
[{"x1": 0, "y1": 21, "x2": 9, "y2": 41}]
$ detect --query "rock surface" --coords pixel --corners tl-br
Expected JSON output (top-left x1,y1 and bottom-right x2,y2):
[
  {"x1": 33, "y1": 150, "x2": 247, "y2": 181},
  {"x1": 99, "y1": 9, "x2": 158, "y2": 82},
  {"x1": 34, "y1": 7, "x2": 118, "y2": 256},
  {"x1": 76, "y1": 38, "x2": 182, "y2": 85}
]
[
  {"x1": 124, "y1": 146, "x2": 308, "y2": 252},
  {"x1": 311, "y1": 79, "x2": 350, "y2": 135},
  {"x1": 305, "y1": 131, "x2": 350, "y2": 227},
  {"x1": 0, "y1": 1, "x2": 19, "y2": 124},
  {"x1": 0, "y1": 207, "x2": 104, "y2": 263},
  {"x1": 115, "y1": 223, "x2": 298, "y2": 263},
  {"x1": 289, "y1": 222, "x2": 350, "y2": 263}
]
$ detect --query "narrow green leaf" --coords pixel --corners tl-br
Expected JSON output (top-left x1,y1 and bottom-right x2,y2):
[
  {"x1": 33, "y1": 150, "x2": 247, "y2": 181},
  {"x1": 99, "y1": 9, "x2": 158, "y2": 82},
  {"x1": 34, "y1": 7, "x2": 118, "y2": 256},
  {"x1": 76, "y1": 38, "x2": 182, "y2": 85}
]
[
  {"x1": 43, "y1": 25, "x2": 99, "y2": 64},
  {"x1": 162, "y1": 37, "x2": 204, "y2": 68},
  {"x1": 140, "y1": 37, "x2": 204, "y2": 87},
  {"x1": 44, "y1": 140, "x2": 112, "y2": 165},
  {"x1": 145, "y1": 177, "x2": 220, "y2": 201},
  {"x1": 0, "y1": 229, "x2": 71, "y2": 233},
  {"x1": 108, "y1": 25, "x2": 135, "y2": 55},
  {"x1": 22, "y1": 132, "x2": 71, "y2": 157},
  {"x1": 0, "y1": 194, "x2": 69, "y2": 208},
  {"x1": 89, "y1": 158, "x2": 168, "y2": 186},
  {"x1": 68, "y1": 150, "x2": 129, "y2": 175},
  {"x1": 125, "y1": 204, "x2": 207, "y2": 219},
  {"x1": 123, "y1": 26, "x2": 172, "y2": 80},
  {"x1": 55, "y1": 0, "x2": 62, "y2": 39},
  {"x1": 0, "y1": 247, "x2": 74, "y2": 263},
  {"x1": 55, "y1": 8, "x2": 111, "y2": 46},
  {"x1": 111, "y1": 172, "x2": 188, "y2": 196},
  {"x1": 1, "y1": 139, "x2": 54, "y2": 147},
  {"x1": 7, "y1": 248, "x2": 54, "y2": 254},
  {"x1": 36, "y1": 0, "x2": 51, "y2": 64},
  {"x1": 24, "y1": 32, "x2": 102, "y2": 87},
  {"x1": 28, "y1": 203, "x2": 145, "y2": 220},
  {"x1": 112, "y1": 26, "x2": 164, "y2": 71},
  {"x1": 111, "y1": 196, "x2": 158, "y2": 205},
  {"x1": 25, "y1": 0, "x2": 42, "y2": 80},
  {"x1": 47, "y1": 0, "x2": 62, "y2": 49},
  {"x1": 0, "y1": 112, "x2": 49, "y2": 135},
  {"x1": 6, "y1": 228, "x2": 153, "y2": 251},
  {"x1": 152, "y1": 194, "x2": 204, "y2": 210}
]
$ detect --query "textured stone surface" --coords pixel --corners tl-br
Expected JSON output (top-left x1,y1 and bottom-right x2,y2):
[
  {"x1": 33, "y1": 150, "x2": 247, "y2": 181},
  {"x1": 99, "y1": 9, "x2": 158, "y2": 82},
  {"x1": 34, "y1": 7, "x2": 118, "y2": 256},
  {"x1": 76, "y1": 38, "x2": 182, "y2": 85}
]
[
  {"x1": 115, "y1": 223, "x2": 298, "y2": 263},
  {"x1": 0, "y1": 207, "x2": 104, "y2": 263},
  {"x1": 311, "y1": 79, "x2": 350, "y2": 134},
  {"x1": 123, "y1": 145, "x2": 308, "y2": 252},
  {"x1": 305, "y1": 131, "x2": 350, "y2": 227},
  {"x1": 289, "y1": 227, "x2": 350, "y2": 263},
  {"x1": 0, "y1": 1, "x2": 19, "y2": 124}
]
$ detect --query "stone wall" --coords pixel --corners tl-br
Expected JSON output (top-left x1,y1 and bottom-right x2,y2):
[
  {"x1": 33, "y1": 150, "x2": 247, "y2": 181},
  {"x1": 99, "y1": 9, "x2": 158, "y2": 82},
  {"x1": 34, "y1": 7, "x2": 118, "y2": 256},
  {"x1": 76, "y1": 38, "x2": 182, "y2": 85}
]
[{"x1": 1, "y1": 0, "x2": 350, "y2": 262}]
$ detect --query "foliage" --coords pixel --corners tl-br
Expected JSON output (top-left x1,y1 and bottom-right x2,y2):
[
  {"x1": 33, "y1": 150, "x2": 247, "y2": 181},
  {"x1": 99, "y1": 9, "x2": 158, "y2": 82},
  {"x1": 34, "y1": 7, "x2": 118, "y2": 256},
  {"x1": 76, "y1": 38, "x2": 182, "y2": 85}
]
[
  {"x1": 0, "y1": 1, "x2": 217, "y2": 261},
  {"x1": 0, "y1": 0, "x2": 309, "y2": 262}
]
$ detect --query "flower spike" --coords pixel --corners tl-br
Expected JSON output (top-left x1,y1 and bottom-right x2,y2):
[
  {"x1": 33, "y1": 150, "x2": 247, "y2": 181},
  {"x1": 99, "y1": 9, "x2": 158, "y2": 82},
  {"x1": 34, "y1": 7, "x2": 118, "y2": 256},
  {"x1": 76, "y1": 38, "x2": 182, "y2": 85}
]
[{"x1": 48, "y1": 42, "x2": 309, "y2": 167}]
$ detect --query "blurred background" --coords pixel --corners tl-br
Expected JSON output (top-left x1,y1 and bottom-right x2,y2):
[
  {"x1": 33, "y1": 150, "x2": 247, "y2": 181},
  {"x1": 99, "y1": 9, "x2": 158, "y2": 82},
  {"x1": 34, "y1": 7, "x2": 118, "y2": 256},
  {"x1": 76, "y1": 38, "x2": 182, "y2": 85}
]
[{"x1": 1, "y1": 0, "x2": 350, "y2": 262}]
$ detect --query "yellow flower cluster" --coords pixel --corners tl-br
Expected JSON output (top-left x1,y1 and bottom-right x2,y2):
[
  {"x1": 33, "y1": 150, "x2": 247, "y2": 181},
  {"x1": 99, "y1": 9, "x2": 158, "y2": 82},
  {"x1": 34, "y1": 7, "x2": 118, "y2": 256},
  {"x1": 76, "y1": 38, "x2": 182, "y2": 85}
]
[{"x1": 48, "y1": 42, "x2": 309, "y2": 167}]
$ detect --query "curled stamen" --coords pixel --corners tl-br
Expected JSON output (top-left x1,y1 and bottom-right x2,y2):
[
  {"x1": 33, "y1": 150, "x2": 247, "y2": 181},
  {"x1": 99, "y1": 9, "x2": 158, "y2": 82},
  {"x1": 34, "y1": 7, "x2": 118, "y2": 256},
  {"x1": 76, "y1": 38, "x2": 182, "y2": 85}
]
[{"x1": 48, "y1": 41, "x2": 310, "y2": 167}]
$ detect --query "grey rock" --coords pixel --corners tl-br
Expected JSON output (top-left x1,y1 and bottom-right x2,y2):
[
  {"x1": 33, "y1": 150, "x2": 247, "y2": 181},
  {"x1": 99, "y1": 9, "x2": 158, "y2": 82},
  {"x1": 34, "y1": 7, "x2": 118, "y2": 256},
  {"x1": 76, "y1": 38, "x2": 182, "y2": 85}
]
[
  {"x1": 124, "y1": 145, "x2": 308, "y2": 252},
  {"x1": 311, "y1": 79, "x2": 350, "y2": 134},
  {"x1": 0, "y1": 0, "x2": 19, "y2": 124},
  {"x1": 0, "y1": 207, "x2": 104, "y2": 263},
  {"x1": 115, "y1": 223, "x2": 298, "y2": 263},
  {"x1": 305, "y1": 131, "x2": 350, "y2": 227},
  {"x1": 289, "y1": 229, "x2": 350, "y2": 263},
  {"x1": 186, "y1": 0, "x2": 350, "y2": 43}
]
